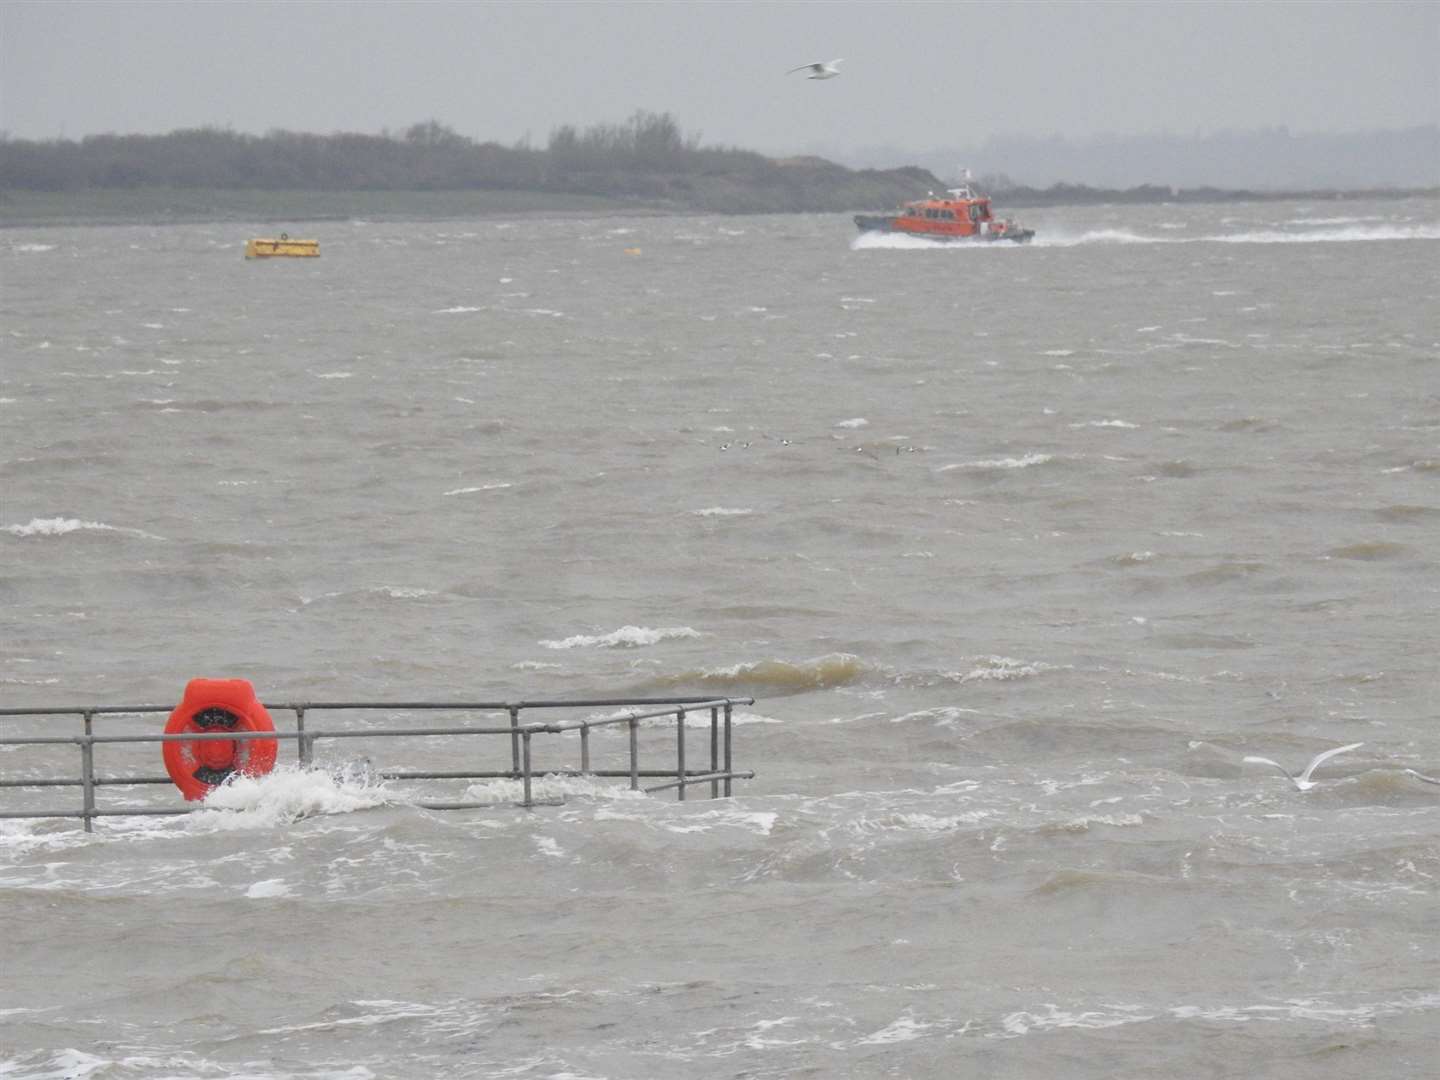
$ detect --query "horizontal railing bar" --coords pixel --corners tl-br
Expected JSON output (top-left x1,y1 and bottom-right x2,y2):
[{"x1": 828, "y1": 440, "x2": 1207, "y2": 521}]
[
  {"x1": 0, "y1": 765, "x2": 727, "y2": 788},
  {"x1": 0, "y1": 697, "x2": 752, "y2": 719},
  {"x1": 0, "y1": 798, "x2": 567, "y2": 820},
  {"x1": 0, "y1": 712, "x2": 745, "y2": 746},
  {"x1": 644, "y1": 770, "x2": 756, "y2": 794}
]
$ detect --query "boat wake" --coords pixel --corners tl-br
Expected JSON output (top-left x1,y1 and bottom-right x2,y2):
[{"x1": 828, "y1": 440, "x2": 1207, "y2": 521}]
[{"x1": 855, "y1": 223, "x2": 1438, "y2": 250}]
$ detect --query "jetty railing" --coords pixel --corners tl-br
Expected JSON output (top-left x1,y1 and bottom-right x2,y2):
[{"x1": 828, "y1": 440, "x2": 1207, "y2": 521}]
[{"x1": 0, "y1": 696, "x2": 756, "y2": 831}]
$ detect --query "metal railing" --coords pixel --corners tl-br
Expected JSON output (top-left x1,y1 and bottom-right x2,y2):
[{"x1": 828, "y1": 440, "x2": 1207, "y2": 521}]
[{"x1": 0, "y1": 696, "x2": 755, "y2": 831}]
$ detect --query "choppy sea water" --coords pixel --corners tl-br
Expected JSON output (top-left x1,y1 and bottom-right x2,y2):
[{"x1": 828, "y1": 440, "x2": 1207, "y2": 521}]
[{"x1": 2, "y1": 199, "x2": 1438, "y2": 1079}]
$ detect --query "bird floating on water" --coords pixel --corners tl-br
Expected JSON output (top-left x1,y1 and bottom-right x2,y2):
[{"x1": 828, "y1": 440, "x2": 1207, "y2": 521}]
[
  {"x1": 1243, "y1": 742, "x2": 1364, "y2": 791},
  {"x1": 788, "y1": 59, "x2": 843, "y2": 80}
]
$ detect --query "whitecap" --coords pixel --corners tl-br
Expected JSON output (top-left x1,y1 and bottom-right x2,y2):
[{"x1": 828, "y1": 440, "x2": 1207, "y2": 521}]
[
  {"x1": 434, "y1": 305, "x2": 484, "y2": 314},
  {"x1": 834, "y1": 418, "x2": 869, "y2": 429},
  {"x1": 3, "y1": 517, "x2": 163, "y2": 540},
  {"x1": 690, "y1": 507, "x2": 753, "y2": 517},
  {"x1": 193, "y1": 765, "x2": 393, "y2": 828},
  {"x1": 857, "y1": 1014, "x2": 932, "y2": 1045},
  {"x1": 443, "y1": 482, "x2": 512, "y2": 496},
  {"x1": 244, "y1": 878, "x2": 292, "y2": 898},
  {"x1": 540, "y1": 625, "x2": 701, "y2": 649},
  {"x1": 949, "y1": 656, "x2": 1049, "y2": 682},
  {"x1": 938, "y1": 453, "x2": 1052, "y2": 471},
  {"x1": 1209, "y1": 224, "x2": 1440, "y2": 244},
  {"x1": 1001, "y1": 1004, "x2": 1152, "y2": 1035},
  {"x1": 464, "y1": 774, "x2": 647, "y2": 804},
  {"x1": 10, "y1": 243, "x2": 56, "y2": 253}
]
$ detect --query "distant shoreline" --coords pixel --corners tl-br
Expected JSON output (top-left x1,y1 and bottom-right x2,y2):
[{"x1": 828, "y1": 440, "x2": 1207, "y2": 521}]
[{"x1": 1, "y1": 184, "x2": 1435, "y2": 229}]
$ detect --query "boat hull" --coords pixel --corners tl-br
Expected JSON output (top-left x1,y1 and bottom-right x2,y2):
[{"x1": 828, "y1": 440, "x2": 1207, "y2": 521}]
[{"x1": 854, "y1": 215, "x2": 1034, "y2": 243}]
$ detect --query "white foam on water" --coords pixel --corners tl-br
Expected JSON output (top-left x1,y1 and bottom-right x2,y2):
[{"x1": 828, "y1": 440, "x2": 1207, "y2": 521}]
[
  {"x1": 2, "y1": 517, "x2": 163, "y2": 540},
  {"x1": 313, "y1": 371, "x2": 354, "y2": 379},
  {"x1": 1036, "y1": 228, "x2": 1164, "y2": 247},
  {"x1": 300, "y1": 585, "x2": 438, "y2": 605},
  {"x1": 1057, "y1": 813, "x2": 1146, "y2": 831},
  {"x1": 690, "y1": 506, "x2": 753, "y2": 517},
  {"x1": 190, "y1": 765, "x2": 395, "y2": 829},
  {"x1": 657, "y1": 806, "x2": 778, "y2": 836},
  {"x1": 245, "y1": 877, "x2": 293, "y2": 898},
  {"x1": 10, "y1": 243, "x2": 57, "y2": 253},
  {"x1": 1208, "y1": 224, "x2": 1440, "y2": 243},
  {"x1": 851, "y1": 232, "x2": 1019, "y2": 252},
  {"x1": 434, "y1": 305, "x2": 484, "y2": 314},
  {"x1": 948, "y1": 656, "x2": 1051, "y2": 682},
  {"x1": 1000, "y1": 1004, "x2": 1152, "y2": 1035},
  {"x1": 938, "y1": 453, "x2": 1053, "y2": 472},
  {"x1": 857, "y1": 1013, "x2": 933, "y2": 1045},
  {"x1": 0, "y1": 1049, "x2": 110, "y2": 1079},
  {"x1": 511, "y1": 660, "x2": 562, "y2": 672},
  {"x1": 443, "y1": 482, "x2": 512, "y2": 496},
  {"x1": 259, "y1": 999, "x2": 449, "y2": 1036},
  {"x1": 539, "y1": 625, "x2": 701, "y2": 649},
  {"x1": 834, "y1": 417, "x2": 869, "y2": 428},
  {"x1": 463, "y1": 774, "x2": 648, "y2": 804},
  {"x1": 1071, "y1": 419, "x2": 1139, "y2": 428},
  {"x1": 1286, "y1": 215, "x2": 1386, "y2": 226}
]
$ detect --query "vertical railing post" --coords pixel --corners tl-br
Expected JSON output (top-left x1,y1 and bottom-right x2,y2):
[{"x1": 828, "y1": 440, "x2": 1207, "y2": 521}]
[
  {"x1": 676, "y1": 708, "x2": 686, "y2": 801},
  {"x1": 628, "y1": 716, "x2": 639, "y2": 791},
  {"x1": 723, "y1": 701, "x2": 733, "y2": 797},
  {"x1": 710, "y1": 706, "x2": 719, "y2": 798},
  {"x1": 295, "y1": 707, "x2": 310, "y2": 766},
  {"x1": 521, "y1": 730, "x2": 534, "y2": 807},
  {"x1": 80, "y1": 711, "x2": 95, "y2": 833},
  {"x1": 509, "y1": 706, "x2": 521, "y2": 779},
  {"x1": 580, "y1": 723, "x2": 590, "y2": 775}
]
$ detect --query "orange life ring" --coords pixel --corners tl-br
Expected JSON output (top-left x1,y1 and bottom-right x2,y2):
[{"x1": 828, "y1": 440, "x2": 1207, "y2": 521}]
[{"x1": 163, "y1": 678, "x2": 278, "y2": 801}]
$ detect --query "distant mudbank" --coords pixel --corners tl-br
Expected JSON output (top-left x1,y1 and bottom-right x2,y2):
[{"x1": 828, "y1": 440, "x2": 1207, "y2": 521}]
[
  {"x1": 992, "y1": 182, "x2": 1439, "y2": 208},
  {"x1": 0, "y1": 114, "x2": 944, "y2": 221}
]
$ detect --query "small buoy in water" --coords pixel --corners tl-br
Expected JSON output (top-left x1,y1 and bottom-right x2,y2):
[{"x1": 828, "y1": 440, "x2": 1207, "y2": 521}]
[{"x1": 162, "y1": 678, "x2": 278, "y2": 800}]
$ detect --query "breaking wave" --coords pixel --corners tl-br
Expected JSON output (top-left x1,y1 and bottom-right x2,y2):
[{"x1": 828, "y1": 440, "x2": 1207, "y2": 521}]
[
  {"x1": 3, "y1": 517, "x2": 163, "y2": 540},
  {"x1": 540, "y1": 625, "x2": 701, "y2": 649},
  {"x1": 938, "y1": 453, "x2": 1054, "y2": 472},
  {"x1": 648, "y1": 652, "x2": 866, "y2": 694},
  {"x1": 192, "y1": 765, "x2": 394, "y2": 828}
]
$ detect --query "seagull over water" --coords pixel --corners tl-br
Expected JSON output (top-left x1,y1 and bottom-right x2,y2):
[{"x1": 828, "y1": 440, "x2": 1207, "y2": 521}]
[
  {"x1": 788, "y1": 59, "x2": 843, "y2": 80},
  {"x1": 1244, "y1": 742, "x2": 1364, "y2": 791}
]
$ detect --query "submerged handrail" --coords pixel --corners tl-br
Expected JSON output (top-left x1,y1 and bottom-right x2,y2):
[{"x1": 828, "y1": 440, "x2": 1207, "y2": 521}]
[{"x1": 0, "y1": 696, "x2": 756, "y2": 831}]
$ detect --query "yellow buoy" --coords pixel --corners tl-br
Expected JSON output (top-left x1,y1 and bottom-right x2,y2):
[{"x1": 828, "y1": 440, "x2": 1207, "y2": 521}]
[{"x1": 245, "y1": 232, "x2": 320, "y2": 259}]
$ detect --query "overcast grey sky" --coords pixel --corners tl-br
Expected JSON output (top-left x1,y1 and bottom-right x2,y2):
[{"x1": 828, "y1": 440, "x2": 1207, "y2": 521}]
[{"x1": 2, "y1": 0, "x2": 1436, "y2": 155}]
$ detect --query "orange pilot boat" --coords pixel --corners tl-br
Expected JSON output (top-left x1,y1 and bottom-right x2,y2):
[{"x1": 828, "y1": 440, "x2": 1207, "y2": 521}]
[{"x1": 855, "y1": 182, "x2": 1034, "y2": 244}]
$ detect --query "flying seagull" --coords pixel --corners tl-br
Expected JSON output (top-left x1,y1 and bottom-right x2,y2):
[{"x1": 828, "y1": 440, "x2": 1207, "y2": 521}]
[
  {"x1": 1243, "y1": 742, "x2": 1364, "y2": 791},
  {"x1": 788, "y1": 59, "x2": 843, "y2": 80}
]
